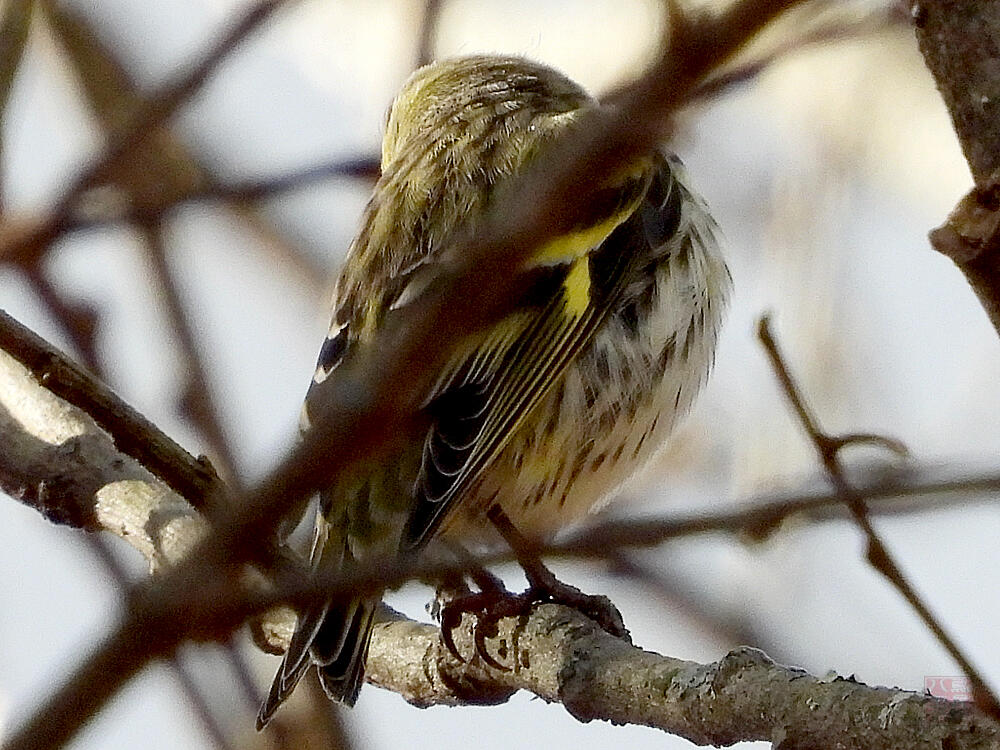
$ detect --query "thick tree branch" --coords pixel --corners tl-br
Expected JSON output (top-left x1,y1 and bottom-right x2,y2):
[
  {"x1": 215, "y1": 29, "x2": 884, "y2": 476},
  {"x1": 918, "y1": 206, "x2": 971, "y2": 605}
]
[
  {"x1": 911, "y1": 1, "x2": 1000, "y2": 186},
  {"x1": 0, "y1": 338, "x2": 206, "y2": 570},
  {"x1": 912, "y1": 0, "x2": 1000, "y2": 335},
  {"x1": 365, "y1": 605, "x2": 1000, "y2": 750},
  {"x1": 0, "y1": 310, "x2": 224, "y2": 513}
]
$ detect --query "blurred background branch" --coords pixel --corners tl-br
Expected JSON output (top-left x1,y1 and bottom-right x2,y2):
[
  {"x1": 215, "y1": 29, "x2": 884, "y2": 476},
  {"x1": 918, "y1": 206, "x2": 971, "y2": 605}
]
[{"x1": 0, "y1": 1, "x2": 998, "y2": 750}]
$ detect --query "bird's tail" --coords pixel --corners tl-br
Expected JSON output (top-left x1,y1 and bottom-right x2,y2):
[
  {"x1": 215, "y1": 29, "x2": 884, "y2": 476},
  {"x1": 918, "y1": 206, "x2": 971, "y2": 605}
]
[
  {"x1": 313, "y1": 596, "x2": 379, "y2": 704},
  {"x1": 256, "y1": 594, "x2": 380, "y2": 729}
]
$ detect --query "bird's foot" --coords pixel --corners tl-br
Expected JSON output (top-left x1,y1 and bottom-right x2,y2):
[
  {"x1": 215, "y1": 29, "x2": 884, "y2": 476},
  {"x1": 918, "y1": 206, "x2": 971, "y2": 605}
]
[
  {"x1": 487, "y1": 503, "x2": 630, "y2": 641},
  {"x1": 518, "y1": 560, "x2": 629, "y2": 641},
  {"x1": 436, "y1": 557, "x2": 629, "y2": 670},
  {"x1": 436, "y1": 572, "x2": 525, "y2": 670}
]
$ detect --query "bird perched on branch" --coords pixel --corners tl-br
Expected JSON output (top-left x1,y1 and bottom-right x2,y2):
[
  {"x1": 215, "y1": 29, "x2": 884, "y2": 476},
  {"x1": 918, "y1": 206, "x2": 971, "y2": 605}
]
[{"x1": 258, "y1": 54, "x2": 729, "y2": 727}]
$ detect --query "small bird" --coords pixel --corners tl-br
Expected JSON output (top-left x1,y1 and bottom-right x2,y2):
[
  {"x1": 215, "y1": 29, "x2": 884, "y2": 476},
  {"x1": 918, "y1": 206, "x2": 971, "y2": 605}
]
[{"x1": 258, "y1": 54, "x2": 729, "y2": 727}]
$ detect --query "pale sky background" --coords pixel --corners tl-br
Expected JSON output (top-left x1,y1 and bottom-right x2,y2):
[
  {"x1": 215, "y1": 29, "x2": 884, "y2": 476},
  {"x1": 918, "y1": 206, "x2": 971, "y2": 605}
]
[{"x1": 2, "y1": 1, "x2": 999, "y2": 749}]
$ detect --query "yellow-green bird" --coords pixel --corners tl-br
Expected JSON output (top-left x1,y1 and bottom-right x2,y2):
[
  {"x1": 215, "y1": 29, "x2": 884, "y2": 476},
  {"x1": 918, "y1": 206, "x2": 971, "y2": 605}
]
[{"x1": 258, "y1": 54, "x2": 729, "y2": 726}]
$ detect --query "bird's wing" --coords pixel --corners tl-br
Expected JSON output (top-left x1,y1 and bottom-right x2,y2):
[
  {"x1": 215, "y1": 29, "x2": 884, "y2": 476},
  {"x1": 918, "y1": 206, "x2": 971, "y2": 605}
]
[{"x1": 402, "y1": 158, "x2": 675, "y2": 548}]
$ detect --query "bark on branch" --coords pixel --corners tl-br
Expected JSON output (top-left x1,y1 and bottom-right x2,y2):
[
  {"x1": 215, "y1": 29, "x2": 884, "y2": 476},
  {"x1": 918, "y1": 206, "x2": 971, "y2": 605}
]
[
  {"x1": 913, "y1": 0, "x2": 1000, "y2": 335},
  {"x1": 0, "y1": 310, "x2": 224, "y2": 515},
  {"x1": 0, "y1": 316, "x2": 207, "y2": 570},
  {"x1": 367, "y1": 606, "x2": 999, "y2": 750}
]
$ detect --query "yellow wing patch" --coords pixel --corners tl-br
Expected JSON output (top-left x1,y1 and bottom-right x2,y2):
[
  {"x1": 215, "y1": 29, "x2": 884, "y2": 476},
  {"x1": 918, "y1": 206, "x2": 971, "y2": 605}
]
[
  {"x1": 562, "y1": 257, "x2": 591, "y2": 316},
  {"x1": 532, "y1": 211, "x2": 626, "y2": 265},
  {"x1": 530, "y1": 157, "x2": 652, "y2": 266}
]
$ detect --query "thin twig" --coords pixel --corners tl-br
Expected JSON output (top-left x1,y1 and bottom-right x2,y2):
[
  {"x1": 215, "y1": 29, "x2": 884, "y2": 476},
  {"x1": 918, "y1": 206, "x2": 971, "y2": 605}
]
[
  {"x1": 0, "y1": 0, "x2": 297, "y2": 268},
  {"x1": 0, "y1": 0, "x2": 33, "y2": 214},
  {"x1": 168, "y1": 652, "x2": 237, "y2": 750},
  {"x1": 58, "y1": 156, "x2": 380, "y2": 234},
  {"x1": 303, "y1": 681, "x2": 352, "y2": 750},
  {"x1": 414, "y1": 0, "x2": 444, "y2": 68},
  {"x1": 138, "y1": 221, "x2": 241, "y2": 490},
  {"x1": 226, "y1": 205, "x2": 330, "y2": 294},
  {"x1": 608, "y1": 552, "x2": 779, "y2": 654},
  {"x1": 692, "y1": 5, "x2": 904, "y2": 101},
  {"x1": 757, "y1": 313, "x2": 1000, "y2": 720},
  {"x1": 19, "y1": 266, "x2": 101, "y2": 373},
  {"x1": 79, "y1": 536, "x2": 237, "y2": 750},
  {"x1": 37, "y1": 0, "x2": 333, "y2": 295},
  {"x1": 22, "y1": 467, "x2": 995, "y2": 662},
  {"x1": 83, "y1": 533, "x2": 236, "y2": 750}
]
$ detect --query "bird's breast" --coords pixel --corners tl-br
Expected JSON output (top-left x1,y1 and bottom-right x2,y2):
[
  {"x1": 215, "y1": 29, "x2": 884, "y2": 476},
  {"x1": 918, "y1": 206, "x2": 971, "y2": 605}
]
[{"x1": 446, "y1": 217, "x2": 729, "y2": 545}]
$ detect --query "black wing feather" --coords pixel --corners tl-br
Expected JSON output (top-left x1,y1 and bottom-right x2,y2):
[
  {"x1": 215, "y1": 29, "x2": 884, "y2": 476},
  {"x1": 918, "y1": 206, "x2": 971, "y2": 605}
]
[{"x1": 402, "y1": 158, "x2": 670, "y2": 548}]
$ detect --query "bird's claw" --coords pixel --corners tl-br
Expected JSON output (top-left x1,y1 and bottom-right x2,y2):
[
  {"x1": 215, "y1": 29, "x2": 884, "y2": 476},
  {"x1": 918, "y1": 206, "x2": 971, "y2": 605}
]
[{"x1": 437, "y1": 574, "x2": 630, "y2": 670}]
